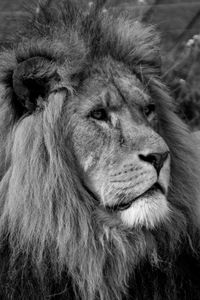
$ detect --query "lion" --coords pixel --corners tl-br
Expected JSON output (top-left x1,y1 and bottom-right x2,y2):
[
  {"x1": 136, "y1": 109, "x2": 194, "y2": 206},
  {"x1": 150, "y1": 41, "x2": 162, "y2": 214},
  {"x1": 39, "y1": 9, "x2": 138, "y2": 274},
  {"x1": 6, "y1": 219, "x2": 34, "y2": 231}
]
[{"x1": 0, "y1": 0, "x2": 199, "y2": 299}]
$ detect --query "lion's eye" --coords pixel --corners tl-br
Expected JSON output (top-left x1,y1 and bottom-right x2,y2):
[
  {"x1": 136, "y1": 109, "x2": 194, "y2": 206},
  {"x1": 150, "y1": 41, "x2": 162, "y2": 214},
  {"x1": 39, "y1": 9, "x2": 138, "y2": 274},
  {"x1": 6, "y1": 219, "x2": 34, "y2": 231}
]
[
  {"x1": 90, "y1": 108, "x2": 108, "y2": 121},
  {"x1": 143, "y1": 103, "x2": 155, "y2": 118}
]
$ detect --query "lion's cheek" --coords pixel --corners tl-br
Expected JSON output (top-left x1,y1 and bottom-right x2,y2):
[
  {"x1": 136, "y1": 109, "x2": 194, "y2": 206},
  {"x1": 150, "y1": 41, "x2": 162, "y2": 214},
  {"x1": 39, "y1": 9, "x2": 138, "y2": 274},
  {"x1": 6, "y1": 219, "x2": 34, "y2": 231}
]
[
  {"x1": 71, "y1": 124, "x2": 106, "y2": 172},
  {"x1": 119, "y1": 193, "x2": 170, "y2": 228}
]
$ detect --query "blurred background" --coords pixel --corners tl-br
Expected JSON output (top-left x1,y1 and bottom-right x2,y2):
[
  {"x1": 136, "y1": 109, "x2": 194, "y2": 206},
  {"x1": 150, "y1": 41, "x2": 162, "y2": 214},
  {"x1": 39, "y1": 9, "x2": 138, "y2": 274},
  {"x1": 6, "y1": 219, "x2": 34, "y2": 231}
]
[{"x1": 0, "y1": 0, "x2": 200, "y2": 130}]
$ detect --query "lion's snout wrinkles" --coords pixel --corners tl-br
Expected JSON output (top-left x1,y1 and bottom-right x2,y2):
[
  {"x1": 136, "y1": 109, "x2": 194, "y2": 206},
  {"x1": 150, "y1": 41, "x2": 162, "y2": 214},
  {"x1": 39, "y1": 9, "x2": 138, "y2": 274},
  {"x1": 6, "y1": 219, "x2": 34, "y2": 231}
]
[{"x1": 101, "y1": 148, "x2": 170, "y2": 208}]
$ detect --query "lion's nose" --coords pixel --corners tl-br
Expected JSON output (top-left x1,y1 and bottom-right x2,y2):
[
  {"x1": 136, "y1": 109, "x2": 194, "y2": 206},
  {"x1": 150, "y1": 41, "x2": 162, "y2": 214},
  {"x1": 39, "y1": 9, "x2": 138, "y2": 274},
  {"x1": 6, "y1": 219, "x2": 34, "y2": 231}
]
[{"x1": 139, "y1": 151, "x2": 169, "y2": 176}]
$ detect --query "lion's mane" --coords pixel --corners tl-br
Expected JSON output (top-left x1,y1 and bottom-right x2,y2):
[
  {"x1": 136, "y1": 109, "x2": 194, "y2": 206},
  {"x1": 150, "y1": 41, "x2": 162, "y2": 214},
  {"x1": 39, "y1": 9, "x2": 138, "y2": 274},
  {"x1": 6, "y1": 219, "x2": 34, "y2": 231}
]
[{"x1": 0, "y1": 1, "x2": 200, "y2": 299}]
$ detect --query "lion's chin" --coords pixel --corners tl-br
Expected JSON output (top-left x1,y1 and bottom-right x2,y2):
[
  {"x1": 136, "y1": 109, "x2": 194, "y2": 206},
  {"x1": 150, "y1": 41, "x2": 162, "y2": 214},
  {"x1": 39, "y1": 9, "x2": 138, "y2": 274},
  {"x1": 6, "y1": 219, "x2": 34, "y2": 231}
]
[{"x1": 119, "y1": 192, "x2": 170, "y2": 229}]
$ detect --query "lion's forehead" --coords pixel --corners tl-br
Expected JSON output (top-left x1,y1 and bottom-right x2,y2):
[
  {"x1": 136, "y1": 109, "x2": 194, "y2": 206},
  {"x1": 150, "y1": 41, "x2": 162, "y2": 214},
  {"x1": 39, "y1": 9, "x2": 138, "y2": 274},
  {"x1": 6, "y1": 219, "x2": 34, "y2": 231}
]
[{"x1": 76, "y1": 62, "x2": 150, "y2": 112}]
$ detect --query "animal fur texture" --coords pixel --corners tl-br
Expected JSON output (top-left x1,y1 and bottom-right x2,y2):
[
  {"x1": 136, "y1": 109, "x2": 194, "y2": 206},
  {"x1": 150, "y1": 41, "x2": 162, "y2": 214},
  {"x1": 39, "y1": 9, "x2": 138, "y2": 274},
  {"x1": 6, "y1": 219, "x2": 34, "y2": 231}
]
[{"x1": 0, "y1": 0, "x2": 200, "y2": 299}]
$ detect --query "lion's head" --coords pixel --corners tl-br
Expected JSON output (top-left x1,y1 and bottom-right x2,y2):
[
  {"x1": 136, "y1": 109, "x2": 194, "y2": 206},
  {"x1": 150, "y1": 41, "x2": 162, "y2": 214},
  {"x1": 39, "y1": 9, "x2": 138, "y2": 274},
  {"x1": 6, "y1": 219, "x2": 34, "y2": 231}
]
[
  {"x1": 72, "y1": 60, "x2": 171, "y2": 229},
  {"x1": 0, "y1": 1, "x2": 200, "y2": 299}
]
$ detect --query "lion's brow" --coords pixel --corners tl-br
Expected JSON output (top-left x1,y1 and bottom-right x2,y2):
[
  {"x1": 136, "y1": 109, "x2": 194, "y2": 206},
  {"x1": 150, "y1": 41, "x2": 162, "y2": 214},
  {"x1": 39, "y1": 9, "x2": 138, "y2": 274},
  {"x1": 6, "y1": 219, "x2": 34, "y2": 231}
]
[
  {"x1": 112, "y1": 76, "x2": 150, "y2": 107},
  {"x1": 91, "y1": 88, "x2": 123, "y2": 112}
]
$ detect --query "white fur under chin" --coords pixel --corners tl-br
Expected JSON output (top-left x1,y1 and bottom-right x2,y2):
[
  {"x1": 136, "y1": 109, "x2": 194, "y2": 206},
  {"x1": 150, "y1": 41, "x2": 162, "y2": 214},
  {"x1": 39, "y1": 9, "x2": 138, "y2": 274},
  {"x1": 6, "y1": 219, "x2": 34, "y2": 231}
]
[{"x1": 120, "y1": 192, "x2": 170, "y2": 228}]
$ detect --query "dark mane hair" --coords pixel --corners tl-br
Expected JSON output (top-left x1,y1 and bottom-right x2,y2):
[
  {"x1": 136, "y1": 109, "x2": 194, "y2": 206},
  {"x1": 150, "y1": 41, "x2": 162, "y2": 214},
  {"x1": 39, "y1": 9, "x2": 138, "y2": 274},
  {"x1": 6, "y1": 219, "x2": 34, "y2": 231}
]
[{"x1": 0, "y1": 1, "x2": 200, "y2": 299}]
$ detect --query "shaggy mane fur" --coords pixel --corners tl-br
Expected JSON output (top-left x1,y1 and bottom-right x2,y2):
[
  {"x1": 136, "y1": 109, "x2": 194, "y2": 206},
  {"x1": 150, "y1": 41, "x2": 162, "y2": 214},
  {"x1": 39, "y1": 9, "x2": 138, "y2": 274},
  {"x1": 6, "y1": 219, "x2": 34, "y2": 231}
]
[{"x1": 0, "y1": 1, "x2": 200, "y2": 299}]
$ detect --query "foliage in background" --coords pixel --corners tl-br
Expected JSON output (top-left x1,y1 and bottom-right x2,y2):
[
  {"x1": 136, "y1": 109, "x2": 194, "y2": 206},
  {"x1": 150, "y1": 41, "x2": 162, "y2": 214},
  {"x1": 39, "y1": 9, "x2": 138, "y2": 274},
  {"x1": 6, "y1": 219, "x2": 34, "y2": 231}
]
[{"x1": 163, "y1": 34, "x2": 200, "y2": 130}]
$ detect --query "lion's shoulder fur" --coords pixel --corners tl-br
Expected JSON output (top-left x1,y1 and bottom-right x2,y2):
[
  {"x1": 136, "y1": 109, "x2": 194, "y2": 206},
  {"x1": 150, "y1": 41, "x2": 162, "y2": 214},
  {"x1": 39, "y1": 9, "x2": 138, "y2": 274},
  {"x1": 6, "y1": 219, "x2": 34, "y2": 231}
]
[{"x1": 0, "y1": 1, "x2": 200, "y2": 300}]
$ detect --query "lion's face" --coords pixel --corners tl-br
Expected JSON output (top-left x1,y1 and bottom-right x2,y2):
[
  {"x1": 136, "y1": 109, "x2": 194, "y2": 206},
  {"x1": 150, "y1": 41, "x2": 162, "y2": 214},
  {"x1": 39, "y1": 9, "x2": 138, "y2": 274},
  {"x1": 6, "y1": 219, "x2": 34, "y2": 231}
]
[{"x1": 71, "y1": 60, "x2": 170, "y2": 228}]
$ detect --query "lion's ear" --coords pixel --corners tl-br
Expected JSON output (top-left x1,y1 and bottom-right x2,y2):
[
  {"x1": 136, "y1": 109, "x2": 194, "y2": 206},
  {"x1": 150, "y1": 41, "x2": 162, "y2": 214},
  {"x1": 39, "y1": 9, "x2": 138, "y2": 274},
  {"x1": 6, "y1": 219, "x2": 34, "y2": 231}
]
[{"x1": 12, "y1": 56, "x2": 61, "y2": 113}]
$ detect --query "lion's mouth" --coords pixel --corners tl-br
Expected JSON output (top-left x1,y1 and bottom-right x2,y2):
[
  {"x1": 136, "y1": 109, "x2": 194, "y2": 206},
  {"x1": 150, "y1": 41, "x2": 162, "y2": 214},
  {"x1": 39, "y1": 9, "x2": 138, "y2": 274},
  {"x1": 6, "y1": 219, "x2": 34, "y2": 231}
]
[{"x1": 106, "y1": 182, "x2": 165, "y2": 211}]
